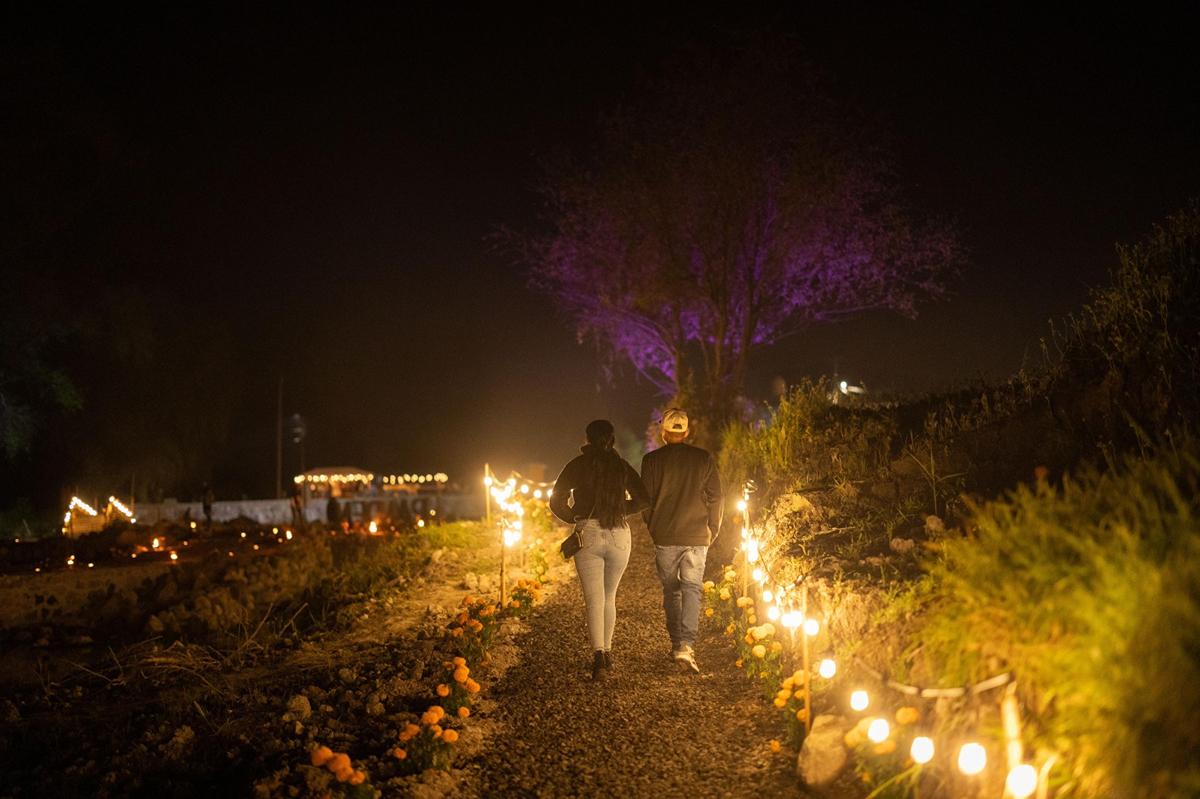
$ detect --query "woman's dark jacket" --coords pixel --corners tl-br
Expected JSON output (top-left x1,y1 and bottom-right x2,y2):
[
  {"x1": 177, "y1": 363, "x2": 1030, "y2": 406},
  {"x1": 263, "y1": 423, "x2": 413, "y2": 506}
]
[{"x1": 549, "y1": 445, "x2": 651, "y2": 526}]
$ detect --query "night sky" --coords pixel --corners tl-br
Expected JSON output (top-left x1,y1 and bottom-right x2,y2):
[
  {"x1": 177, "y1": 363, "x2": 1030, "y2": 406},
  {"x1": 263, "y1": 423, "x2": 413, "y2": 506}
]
[{"x1": 4, "y1": 6, "x2": 1199, "y2": 505}]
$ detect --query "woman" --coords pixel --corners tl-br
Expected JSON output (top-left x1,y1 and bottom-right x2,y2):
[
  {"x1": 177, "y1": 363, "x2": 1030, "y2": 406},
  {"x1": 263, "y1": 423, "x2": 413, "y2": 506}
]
[{"x1": 549, "y1": 419, "x2": 650, "y2": 681}]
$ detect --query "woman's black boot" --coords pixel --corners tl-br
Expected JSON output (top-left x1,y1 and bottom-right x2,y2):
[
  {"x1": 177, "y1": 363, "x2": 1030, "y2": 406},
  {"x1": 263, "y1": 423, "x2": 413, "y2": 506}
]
[
  {"x1": 591, "y1": 650, "x2": 606, "y2": 681},
  {"x1": 603, "y1": 650, "x2": 613, "y2": 671}
]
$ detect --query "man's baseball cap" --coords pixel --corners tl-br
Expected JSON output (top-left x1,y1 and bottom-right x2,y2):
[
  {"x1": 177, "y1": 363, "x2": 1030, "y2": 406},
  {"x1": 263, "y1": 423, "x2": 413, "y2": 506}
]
[{"x1": 662, "y1": 408, "x2": 689, "y2": 433}]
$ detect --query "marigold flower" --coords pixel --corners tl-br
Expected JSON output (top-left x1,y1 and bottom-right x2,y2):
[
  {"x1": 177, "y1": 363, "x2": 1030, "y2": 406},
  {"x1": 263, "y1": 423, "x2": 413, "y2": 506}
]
[
  {"x1": 752, "y1": 644, "x2": 767, "y2": 659},
  {"x1": 436, "y1": 684, "x2": 450, "y2": 697},
  {"x1": 441, "y1": 728, "x2": 459, "y2": 743},
  {"x1": 703, "y1": 580, "x2": 714, "y2": 590},
  {"x1": 453, "y1": 666, "x2": 470, "y2": 683},
  {"x1": 310, "y1": 745, "x2": 333, "y2": 766},
  {"x1": 872, "y1": 739, "x2": 896, "y2": 755},
  {"x1": 895, "y1": 706, "x2": 920, "y2": 725},
  {"x1": 777, "y1": 689, "x2": 793, "y2": 701},
  {"x1": 451, "y1": 627, "x2": 464, "y2": 637},
  {"x1": 761, "y1": 622, "x2": 776, "y2": 637},
  {"x1": 751, "y1": 626, "x2": 767, "y2": 641},
  {"x1": 334, "y1": 765, "x2": 354, "y2": 783},
  {"x1": 719, "y1": 588, "x2": 731, "y2": 601},
  {"x1": 782, "y1": 677, "x2": 795, "y2": 689},
  {"x1": 744, "y1": 633, "x2": 755, "y2": 645},
  {"x1": 747, "y1": 614, "x2": 757, "y2": 625},
  {"x1": 769, "y1": 739, "x2": 782, "y2": 753},
  {"x1": 773, "y1": 697, "x2": 787, "y2": 708},
  {"x1": 465, "y1": 678, "x2": 481, "y2": 694},
  {"x1": 328, "y1": 753, "x2": 351, "y2": 774},
  {"x1": 735, "y1": 658, "x2": 744, "y2": 668},
  {"x1": 725, "y1": 569, "x2": 736, "y2": 581},
  {"x1": 458, "y1": 706, "x2": 470, "y2": 718},
  {"x1": 349, "y1": 771, "x2": 366, "y2": 785},
  {"x1": 509, "y1": 600, "x2": 520, "y2": 608},
  {"x1": 770, "y1": 641, "x2": 782, "y2": 653},
  {"x1": 453, "y1": 657, "x2": 466, "y2": 667},
  {"x1": 430, "y1": 724, "x2": 443, "y2": 737},
  {"x1": 725, "y1": 623, "x2": 735, "y2": 635},
  {"x1": 393, "y1": 747, "x2": 407, "y2": 760},
  {"x1": 469, "y1": 619, "x2": 484, "y2": 631},
  {"x1": 704, "y1": 607, "x2": 714, "y2": 617},
  {"x1": 796, "y1": 708, "x2": 807, "y2": 722}
]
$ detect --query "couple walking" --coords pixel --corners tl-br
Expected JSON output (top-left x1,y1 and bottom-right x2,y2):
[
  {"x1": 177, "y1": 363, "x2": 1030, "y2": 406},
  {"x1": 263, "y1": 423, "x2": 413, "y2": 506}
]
[{"x1": 549, "y1": 409, "x2": 723, "y2": 681}]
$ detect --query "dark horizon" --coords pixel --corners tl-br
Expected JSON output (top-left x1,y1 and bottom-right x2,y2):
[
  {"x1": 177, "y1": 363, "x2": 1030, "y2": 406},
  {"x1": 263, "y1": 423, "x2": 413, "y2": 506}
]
[{"x1": 3, "y1": 6, "x2": 1198, "y2": 508}]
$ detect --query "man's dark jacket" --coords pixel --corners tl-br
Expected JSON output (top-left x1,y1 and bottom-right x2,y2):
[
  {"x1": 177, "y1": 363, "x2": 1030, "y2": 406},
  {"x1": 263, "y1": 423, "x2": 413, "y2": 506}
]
[{"x1": 640, "y1": 442, "x2": 723, "y2": 546}]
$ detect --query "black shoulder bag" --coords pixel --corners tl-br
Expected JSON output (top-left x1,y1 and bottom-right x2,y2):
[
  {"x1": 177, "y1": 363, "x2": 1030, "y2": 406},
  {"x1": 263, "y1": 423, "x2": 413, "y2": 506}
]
[{"x1": 559, "y1": 487, "x2": 598, "y2": 560}]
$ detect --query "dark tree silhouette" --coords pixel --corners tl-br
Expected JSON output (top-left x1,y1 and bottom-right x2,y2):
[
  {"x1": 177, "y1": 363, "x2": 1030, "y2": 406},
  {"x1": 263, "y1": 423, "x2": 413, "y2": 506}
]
[{"x1": 520, "y1": 49, "x2": 963, "y2": 433}]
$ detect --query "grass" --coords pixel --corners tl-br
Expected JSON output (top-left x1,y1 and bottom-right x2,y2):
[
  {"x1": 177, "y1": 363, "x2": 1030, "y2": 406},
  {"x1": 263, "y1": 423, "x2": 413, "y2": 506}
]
[{"x1": 914, "y1": 438, "x2": 1200, "y2": 798}]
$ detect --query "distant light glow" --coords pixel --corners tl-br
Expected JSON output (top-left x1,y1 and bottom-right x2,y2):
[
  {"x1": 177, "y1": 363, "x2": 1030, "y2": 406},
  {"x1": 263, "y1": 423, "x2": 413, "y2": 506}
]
[
  {"x1": 818, "y1": 658, "x2": 837, "y2": 679},
  {"x1": 850, "y1": 690, "x2": 869, "y2": 711},
  {"x1": 867, "y1": 718, "x2": 890, "y2": 743}
]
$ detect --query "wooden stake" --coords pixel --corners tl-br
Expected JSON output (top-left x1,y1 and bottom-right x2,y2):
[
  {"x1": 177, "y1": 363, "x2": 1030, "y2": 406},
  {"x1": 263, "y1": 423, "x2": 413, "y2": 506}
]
[{"x1": 802, "y1": 583, "x2": 812, "y2": 734}]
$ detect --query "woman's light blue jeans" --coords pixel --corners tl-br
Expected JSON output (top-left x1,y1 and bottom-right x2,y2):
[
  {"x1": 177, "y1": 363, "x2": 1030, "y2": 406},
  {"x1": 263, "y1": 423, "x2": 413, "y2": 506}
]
[{"x1": 573, "y1": 519, "x2": 631, "y2": 651}]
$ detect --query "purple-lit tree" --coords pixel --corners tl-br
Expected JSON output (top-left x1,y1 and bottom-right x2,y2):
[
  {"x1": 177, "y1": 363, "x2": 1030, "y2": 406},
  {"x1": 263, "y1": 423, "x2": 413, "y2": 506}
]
[{"x1": 520, "y1": 51, "x2": 961, "y2": 432}]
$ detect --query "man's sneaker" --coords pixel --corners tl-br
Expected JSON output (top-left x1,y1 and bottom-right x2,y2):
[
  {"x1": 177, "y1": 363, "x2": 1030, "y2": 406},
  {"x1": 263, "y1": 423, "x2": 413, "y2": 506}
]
[{"x1": 673, "y1": 644, "x2": 700, "y2": 674}]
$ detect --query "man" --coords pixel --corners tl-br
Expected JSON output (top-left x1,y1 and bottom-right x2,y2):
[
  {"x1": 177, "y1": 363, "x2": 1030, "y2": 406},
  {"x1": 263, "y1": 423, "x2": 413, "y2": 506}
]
[{"x1": 641, "y1": 408, "x2": 723, "y2": 674}]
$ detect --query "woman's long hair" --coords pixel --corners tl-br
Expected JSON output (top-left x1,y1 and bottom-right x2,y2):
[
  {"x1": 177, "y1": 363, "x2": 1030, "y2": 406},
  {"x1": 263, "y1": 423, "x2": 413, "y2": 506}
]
[{"x1": 582, "y1": 419, "x2": 627, "y2": 529}]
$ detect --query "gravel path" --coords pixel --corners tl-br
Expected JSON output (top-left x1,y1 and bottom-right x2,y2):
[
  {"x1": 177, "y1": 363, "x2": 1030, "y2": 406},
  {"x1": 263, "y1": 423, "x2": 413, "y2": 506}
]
[{"x1": 465, "y1": 520, "x2": 806, "y2": 798}]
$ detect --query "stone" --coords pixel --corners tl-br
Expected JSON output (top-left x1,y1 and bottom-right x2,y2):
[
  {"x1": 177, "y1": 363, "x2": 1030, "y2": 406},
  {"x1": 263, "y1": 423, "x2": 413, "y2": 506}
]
[
  {"x1": 924, "y1": 514, "x2": 945, "y2": 535},
  {"x1": 285, "y1": 694, "x2": 312, "y2": 720},
  {"x1": 461, "y1": 572, "x2": 480, "y2": 591},
  {"x1": 888, "y1": 537, "x2": 916, "y2": 553},
  {"x1": 797, "y1": 714, "x2": 849, "y2": 787}
]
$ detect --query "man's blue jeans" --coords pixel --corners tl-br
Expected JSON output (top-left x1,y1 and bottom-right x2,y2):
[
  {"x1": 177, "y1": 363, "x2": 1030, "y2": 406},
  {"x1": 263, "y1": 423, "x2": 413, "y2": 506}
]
[{"x1": 654, "y1": 545, "x2": 709, "y2": 648}]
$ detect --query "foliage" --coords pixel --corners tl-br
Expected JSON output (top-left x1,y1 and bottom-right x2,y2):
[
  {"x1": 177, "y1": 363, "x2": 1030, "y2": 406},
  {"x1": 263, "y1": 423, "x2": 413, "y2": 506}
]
[
  {"x1": 526, "y1": 537, "x2": 551, "y2": 584},
  {"x1": 1047, "y1": 200, "x2": 1200, "y2": 439},
  {"x1": 774, "y1": 671, "x2": 811, "y2": 748},
  {"x1": 446, "y1": 594, "x2": 501, "y2": 664},
  {"x1": 433, "y1": 656, "x2": 480, "y2": 715},
  {"x1": 392, "y1": 705, "x2": 461, "y2": 774},
  {"x1": 721, "y1": 379, "x2": 899, "y2": 496},
  {"x1": 506, "y1": 578, "x2": 543, "y2": 618},
  {"x1": 308, "y1": 745, "x2": 370, "y2": 792},
  {"x1": 914, "y1": 438, "x2": 1200, "y2": 798},
  {"x1": 517, "y1": 46, "x2": 960, "y2": 425}
]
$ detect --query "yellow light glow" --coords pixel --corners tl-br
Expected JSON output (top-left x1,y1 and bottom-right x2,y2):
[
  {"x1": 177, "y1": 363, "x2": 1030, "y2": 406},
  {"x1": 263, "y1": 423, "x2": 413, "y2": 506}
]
[
  {"x1": 417, "y1": 519, "x2": 425, "y2": 528},
  {"x1": 533, "y1": 489, "x2": 543, "y2": 499},
  {"x1": 152, "y1": 537, "x2": 160, "y2": 549},
  {"x1": 285, "y1": 530, "x2": 293, "y2": 540},
  {"x1": 109, "y1": 496, "x2": 134, "y2": 518},
  {"x1": 850, "y1": 690, "x2": 869, "y2": 711},
  {"x1": 957, "y1": 742, "x2": 987, "y2": 776},
  {"x1": 190, "y1": 521, "x2": 197, "y2": 529},
  {"x1": 767, "y1": 605, "x2": 780, "y2": 621},
  {"x1": 169, "y1": 552, "x2": 178, "y2": 562},
  {"x1": 87, "y1": 562, "x2": 95, "y2": 568},
  {"x1": 910, "y1": 736, "x2": 934, "y2": 765},
  {"x1": 804, "y1": 618, "x2": 820, "y2": 637},
  {"x1": 736, "y1": 498, "x2": 747, "y2": 512},
  {"x1": 781, "y1": 610, "x2": 803, "y2": 630},
  {"x1": 818, "y1": 658, "x2": 836, "y2": 679},
  {"x1": 762, "y1": 589, "x2": 773, "y2": 602},
  {"x1": 1006, "y1": 764, "x2": 1037, "y2": 798},
  {"x1": 746, "y1": 538, "x2": 760, "y2": 563},
  {"x1": 752, "y1": 567, "x2": 764, "y2": 582},
  {"x1": 867, "y1": 718, "x2": 890, "y2": 743},
  {"x1": 368, "y1": 521, "x2": 378, "y2": 534}
]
